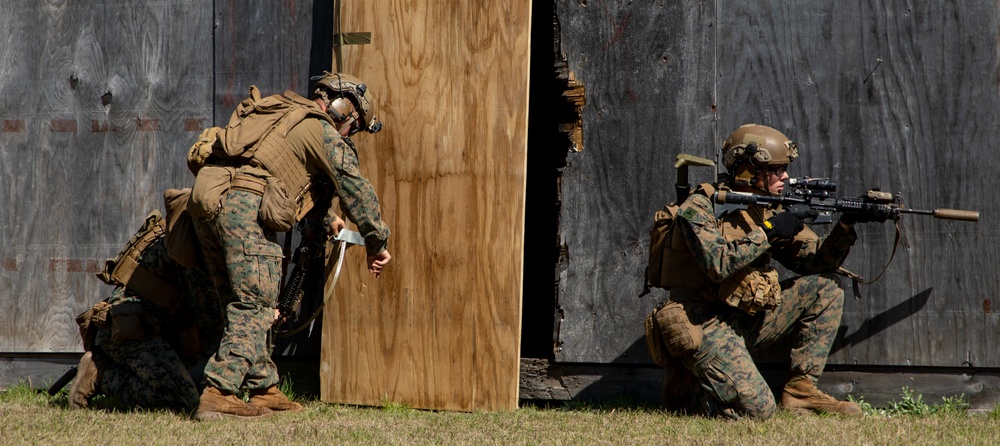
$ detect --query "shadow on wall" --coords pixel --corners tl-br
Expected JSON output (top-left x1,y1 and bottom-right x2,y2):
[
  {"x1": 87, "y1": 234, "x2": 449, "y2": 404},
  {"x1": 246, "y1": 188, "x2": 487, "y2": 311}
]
[{"x1": 554, "y1": 287, "x2": 933, "y2": 405}]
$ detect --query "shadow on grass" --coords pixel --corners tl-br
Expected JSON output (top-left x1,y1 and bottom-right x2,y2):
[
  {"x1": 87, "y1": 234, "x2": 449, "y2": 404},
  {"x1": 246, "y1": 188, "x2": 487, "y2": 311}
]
[{"x1": 521, "y1": 395, "x2": 668, "y2": 413}]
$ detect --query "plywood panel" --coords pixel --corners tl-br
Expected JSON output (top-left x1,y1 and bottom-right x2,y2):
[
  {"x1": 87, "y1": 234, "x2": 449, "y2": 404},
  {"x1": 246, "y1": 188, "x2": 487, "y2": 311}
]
[
  {"x1": 0, "y1": 0, "x2": 322, "y2": 355},
  {"x1": 712, "y1": 1, "x2": 999, "y2": 367},
  {"x1": 554, "y1": 0, "x2": 1000, "y2": 366},
  {"x1": 0, "y1": 0, "x2": 213, "y2": 352},
  {"x1": 320, "y1": 1, "x2": 531, "y2": 411},
  {"x1": 553, "y1": 0, "x2": 719, "y2": 363},
  {"x1": 213, "y1": 0, "x2": 320, "y2": 121}
]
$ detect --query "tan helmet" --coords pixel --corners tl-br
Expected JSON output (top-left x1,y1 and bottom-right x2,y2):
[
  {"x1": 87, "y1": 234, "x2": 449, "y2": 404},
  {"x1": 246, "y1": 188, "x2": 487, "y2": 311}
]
[
  {"x1": 311, "y1": 72, "x2": 383, "y2": 134},
  {"x1": 721, "y1": 124, "x2": 798, "y2": 186}
]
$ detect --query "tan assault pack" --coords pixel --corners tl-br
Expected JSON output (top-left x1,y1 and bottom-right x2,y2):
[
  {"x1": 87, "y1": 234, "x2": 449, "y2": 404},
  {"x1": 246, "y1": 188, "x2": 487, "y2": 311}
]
[
  {"x1": 643, "y1": 155, "x2": 716, "y2": 292},
  {"x1": 645, "y1": 203, "x2": 681, "y2": 290},
  {"x1": 643, "y1": 155, "x2": 715, "y2": 366},
  {"x1": 187, "y1": 85, "x2": 335, "y2": 173}
]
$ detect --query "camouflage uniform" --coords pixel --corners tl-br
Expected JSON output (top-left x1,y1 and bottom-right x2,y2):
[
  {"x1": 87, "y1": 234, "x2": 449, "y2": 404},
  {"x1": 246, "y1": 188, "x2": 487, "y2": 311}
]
[
  {"x1": 195, "y1": 116, "x2": 390, "y2": 395},
  {"x1": 90, "y1": 235, "x2": 223, "y2": 412},
  {"x1": 664, "y1": 185, "x2": 856, "y2": 419}
]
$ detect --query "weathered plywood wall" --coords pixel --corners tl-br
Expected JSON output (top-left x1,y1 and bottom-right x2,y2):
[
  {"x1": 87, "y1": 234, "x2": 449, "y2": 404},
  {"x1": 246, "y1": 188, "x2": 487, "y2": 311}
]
[
  {"x1": 320, "y1": 1, "x2": 531, "y2": 411},
  {"x1": 553, "y1": 1, "x2": 999, "y2": 367},
  {"x1": 0, "y1": 0, "x2": 322, "y2": 354},
  {"x1": 0, "y1": 0, "x2": 213, "y2": 352}
]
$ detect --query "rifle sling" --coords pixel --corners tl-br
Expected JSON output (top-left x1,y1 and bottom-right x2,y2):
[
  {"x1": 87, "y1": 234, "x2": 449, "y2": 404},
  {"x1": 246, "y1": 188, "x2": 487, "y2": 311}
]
[
  {"x1": 837, "y1": 219, "x2": 902, "y2": 298},
  {"x1": 275, "y1": 237, "x2": 348, "y2": 338}
]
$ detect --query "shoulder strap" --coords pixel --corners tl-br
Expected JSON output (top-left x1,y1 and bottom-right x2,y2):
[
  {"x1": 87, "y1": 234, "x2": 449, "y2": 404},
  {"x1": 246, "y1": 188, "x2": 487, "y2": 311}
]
[{"x1": 219, "y1": 86, "x2": 334, "y2": 160}]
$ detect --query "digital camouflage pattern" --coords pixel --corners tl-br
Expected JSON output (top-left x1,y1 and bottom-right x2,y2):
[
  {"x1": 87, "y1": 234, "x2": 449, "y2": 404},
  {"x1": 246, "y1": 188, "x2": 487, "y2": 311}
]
[
  {"x1": 664, "y1": 187, "x2": 857, "y2": 419},
  {"x1": 320, "y1": 122, "x2": 390, "y2": 256},
  {"x1": 676, "y1": 190, "x2": 857, "y2": 285},
  {"x1": 194, "y1": 190, "x2": 284, "y2": 394},
  {"x1": 193, "y1": 99, "x2": 390, "y2": 399},
  {"x1": 91, "y1": 235, "x2": 223, "y2": 412}
]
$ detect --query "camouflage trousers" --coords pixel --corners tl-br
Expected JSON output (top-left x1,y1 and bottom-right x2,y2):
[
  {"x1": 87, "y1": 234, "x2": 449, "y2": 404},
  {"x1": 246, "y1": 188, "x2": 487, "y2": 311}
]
[
  {"x1": 94, "y1": 314, "x2": 201, "y2": 412},
  {"x1": 672, "y1": 274, "x2": 844, "y2": 419},
  {"x1": 194, "y1": 190, "x2": 283, "y2": 394}
]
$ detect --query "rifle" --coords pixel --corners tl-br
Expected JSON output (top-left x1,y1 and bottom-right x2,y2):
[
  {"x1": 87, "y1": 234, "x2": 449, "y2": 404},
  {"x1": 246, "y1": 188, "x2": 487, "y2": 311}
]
[
  {"x1": 274, "y1": 218, "x2": 328, "y2": 329},
  {"x1": 47, "y1": 365, "x2": 78, "y2": 396},
  {"x1": 714, "y1": 177, "x2": 978, "y2": 290},
  {"x1": 715, "y1": 177, "x2": 979, "y2": 223}
]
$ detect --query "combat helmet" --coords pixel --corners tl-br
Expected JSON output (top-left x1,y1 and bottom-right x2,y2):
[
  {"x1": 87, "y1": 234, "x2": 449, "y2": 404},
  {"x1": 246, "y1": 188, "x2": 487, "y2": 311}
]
[
  {"x1": 721, "y1": 124, "x2": 798, "y2": 187},
  {"x1": 311, "y1": 72, "x2": 383, "y2": 134}
]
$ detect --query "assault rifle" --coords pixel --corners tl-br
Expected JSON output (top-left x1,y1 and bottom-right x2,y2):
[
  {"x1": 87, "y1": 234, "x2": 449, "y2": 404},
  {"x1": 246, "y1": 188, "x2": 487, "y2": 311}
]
[
  {"x1": 715, "y1": 177, "x2": 979, "y2": 223},
  {"x1": 714, "y1": 177, "x2": 977, "y2": 292},
  {"x1": 275, "y1": 218, "x2": 328, "y2": 328}
]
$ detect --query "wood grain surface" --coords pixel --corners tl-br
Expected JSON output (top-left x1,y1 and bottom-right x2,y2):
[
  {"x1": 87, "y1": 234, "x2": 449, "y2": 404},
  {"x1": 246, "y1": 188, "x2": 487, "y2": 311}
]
[
  {"x1": 554, "y1": 0, "x2": 1000, "y2": 366},
  {"x1": 0, "y1": 0, "x2": 213, "y2": 352},
  {"x1": 320, "y1": 1, "x2": 531, "y2": 411}
]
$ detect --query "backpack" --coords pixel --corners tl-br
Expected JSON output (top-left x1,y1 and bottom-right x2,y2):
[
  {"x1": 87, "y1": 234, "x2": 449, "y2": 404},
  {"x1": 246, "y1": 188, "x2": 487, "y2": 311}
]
[
  {"x1": 644, "y1": 203, "x2": 681, "y2": 290},
  {"x1": 186, "y1": 86, "x2": 335, "y2": 173}
]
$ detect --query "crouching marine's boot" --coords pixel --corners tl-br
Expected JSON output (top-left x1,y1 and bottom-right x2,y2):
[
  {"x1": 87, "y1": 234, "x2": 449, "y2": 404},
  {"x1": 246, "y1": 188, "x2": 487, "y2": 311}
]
[
  {"x1": 68, "y1": 351, "x2": 100, "y2": 409},
  {"x1": 194, "y1": 387, "x2": 273, "y2": 421},
  {"x1": 781, "y1": 376, "x2": 861, "y2": 416},
  {"x1": 661, "y1": 358, "x2": 700, "y2": 413},
  {"x1": 248, "y1": 385, "x2": 303, "y2": 412}
]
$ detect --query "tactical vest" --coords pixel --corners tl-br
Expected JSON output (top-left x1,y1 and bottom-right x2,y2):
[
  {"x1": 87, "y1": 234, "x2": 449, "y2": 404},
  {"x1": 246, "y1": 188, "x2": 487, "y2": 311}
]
[
  {"x1": 662, "y1": 183, "x2": 781, "y2": 313},
  {"x1": 197, "y1": 87, "x2": 337, "y2": 220}
]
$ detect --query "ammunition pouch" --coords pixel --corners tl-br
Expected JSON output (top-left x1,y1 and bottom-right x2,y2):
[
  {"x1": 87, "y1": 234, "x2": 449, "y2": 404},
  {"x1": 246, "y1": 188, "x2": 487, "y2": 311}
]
[
  {"x1": 644, "y1": 309, "x2": 669, "y2": 367},
  {"x1": 258, "y1": 176, "x2": 296, "y2": 232},
  {"x1": 187, "y1": 165, "x2": 236, "y2": 220},
  {"x1": 719, "y1": 266, "x2": 781, "y2": 315},
  {"x1": 109, "y1": 301, "x2": 150, "y2": 344},
  {"x1": 645, "y1": 299, "x2": 704, "y2": 366},
  {"x1": 75, "y1": 301, "x2": 111, "y2": 351},
  {"x1": 659, "y1": 300, "x2": 704, "y2": 357}
]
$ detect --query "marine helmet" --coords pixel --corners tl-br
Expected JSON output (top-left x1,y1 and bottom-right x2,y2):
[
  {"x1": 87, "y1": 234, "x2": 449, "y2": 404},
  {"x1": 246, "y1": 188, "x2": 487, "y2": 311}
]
[
  {"x1": 721, "y1": 123, "x2": 798, "y2": 186},
  {"x1": 311, "y1": 72, "x2": 383, "y2": 134}
]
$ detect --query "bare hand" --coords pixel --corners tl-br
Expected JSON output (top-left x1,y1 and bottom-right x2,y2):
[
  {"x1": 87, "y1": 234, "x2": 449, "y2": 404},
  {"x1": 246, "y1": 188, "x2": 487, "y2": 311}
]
[
  {"x1": 367, "y1": 250, "x2": 392, "y2": 277},
  {"x1": 328, "y1": 216, "x2": 347, "y2": 236}
]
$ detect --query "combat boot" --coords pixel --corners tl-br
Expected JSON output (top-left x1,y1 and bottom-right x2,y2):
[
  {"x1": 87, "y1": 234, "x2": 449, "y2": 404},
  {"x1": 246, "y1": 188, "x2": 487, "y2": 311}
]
[
  {"x1": 781, "y1": 376, "x2": 861, "y2": 416},
  {"x1": 68, "y1": 351, "x2": 99, "y2": 409},
  {"x1": 661, "y1": 358, "x2": 699, "y2": 413},
  {"x1": 248, "y1": 385, "x2": 303, "y2": 412},
  {"x1": 194, "y1": 387, "x2": 273, "y2": 421}
]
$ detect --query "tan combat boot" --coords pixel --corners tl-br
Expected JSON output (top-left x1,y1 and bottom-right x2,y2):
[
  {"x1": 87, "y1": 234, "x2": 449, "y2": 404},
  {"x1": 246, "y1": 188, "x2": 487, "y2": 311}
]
[
  {"x1": 781, "y1": 376, "x2": 861, "y2": 416},
  {"x1": 194, "y1": 387, "x2": 273, "y2": 421},
  {"x1": 248, "y1": 385, "x2": 303, "y2": 412},
  {"x1": 661, "y1": 359, "x2": 699, "y2": 412},
  {"x1": 68, "y1": 351, "x2": 99, "y2": 409}
]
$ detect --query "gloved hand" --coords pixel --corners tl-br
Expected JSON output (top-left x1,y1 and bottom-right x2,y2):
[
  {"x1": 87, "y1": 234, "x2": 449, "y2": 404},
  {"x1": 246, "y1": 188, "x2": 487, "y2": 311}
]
[
  {"x1": 763, "y1": 210, "x2": 816, "y2": 241},
  {"x1": 840, "y1": 203, "x2": 892, "y2": 225}
]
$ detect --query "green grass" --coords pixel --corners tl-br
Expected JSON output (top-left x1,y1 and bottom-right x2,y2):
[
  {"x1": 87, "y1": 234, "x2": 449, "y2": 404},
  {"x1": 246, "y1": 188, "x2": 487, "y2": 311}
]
[{"x1": 3, "y1": 383, "x2": 1000, "y2": 446}]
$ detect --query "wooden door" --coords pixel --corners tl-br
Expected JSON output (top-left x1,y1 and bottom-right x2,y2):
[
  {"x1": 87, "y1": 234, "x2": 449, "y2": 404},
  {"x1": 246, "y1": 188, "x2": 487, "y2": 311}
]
[{"x1": 320, "y1": 0, "x2": 531, "y2": 411}]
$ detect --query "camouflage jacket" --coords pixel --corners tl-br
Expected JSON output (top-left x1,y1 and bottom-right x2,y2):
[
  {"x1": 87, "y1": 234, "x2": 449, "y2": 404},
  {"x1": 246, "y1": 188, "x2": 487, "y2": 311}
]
[
  {"x1": 674, "y1": 185, "x2": 857, "y2": 288},
  {"x1": 315, "y1": 122, "x2": 391, "y2": 256}
]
